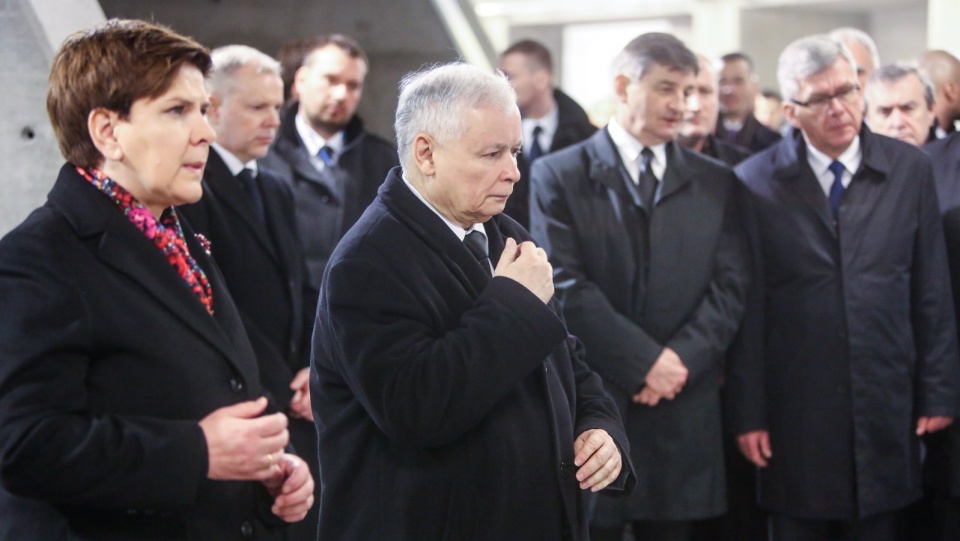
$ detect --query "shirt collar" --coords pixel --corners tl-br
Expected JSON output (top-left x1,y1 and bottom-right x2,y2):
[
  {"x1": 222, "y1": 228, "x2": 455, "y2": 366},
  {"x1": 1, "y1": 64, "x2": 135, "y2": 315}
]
[
  {"x1": 295, "y1": 112, "x2": 345, "y2": 157},
  {"x1": 607, "y1": 116, "x2": 668, "y2": 181},
  {"x1": 803, "y1": 132, "x2": 862, "y2": 179},
  {"x1": 400, "y1": 171, "x2": 485, "y2": 241},
  {"x1": 522, "y1": 104, "x2": 559, "y2": 149},
  {"x1": 212, "y1": 143, "x2": 259, "y2": 176}
]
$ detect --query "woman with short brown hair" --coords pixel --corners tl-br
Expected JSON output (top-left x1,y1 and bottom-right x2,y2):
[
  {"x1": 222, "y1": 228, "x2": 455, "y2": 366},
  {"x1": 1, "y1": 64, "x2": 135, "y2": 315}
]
[{"x1": 0, "y1": 19, "x2": 313, "y2": 540}]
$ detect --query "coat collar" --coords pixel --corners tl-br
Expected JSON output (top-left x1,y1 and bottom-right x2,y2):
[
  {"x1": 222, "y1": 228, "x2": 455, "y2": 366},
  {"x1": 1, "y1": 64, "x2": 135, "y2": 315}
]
[
  {"x1": 48, "y1": 164, "x2": 249, "y2": 372},
  {"x1": 378, "y1": 168, "x2": 508, "y2": 297},
  {"x1": 585, "y1": 128, "x2": 696, "y2": 211},
  {"x1": 769, "y1": 123, "x2": 889, "y2": 236},
  {"x1": 203, "y1": 151, "x2": 279, "y2": 263}
]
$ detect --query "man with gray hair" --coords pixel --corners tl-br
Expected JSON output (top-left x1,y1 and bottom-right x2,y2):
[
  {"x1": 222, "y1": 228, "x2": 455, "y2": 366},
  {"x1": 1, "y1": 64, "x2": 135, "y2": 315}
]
[
  {"x1": 531, "y1": 32, "x2": 750, "y2": 541},
  {"x1": 310, "y1": 61, "x2": 633, "y2": 540},
  {"x1": 865, "y1": 63, "x2": 937, "y2": 147},
  {"x1": 829, "y1": 27, "x2": 881, "y2": 92},
  {"x1": 730, "y1": 34, "x2": 959, "y2": 540},
  {"x1": 177, "y1": 45, "x2": 319, "y2": 541}
]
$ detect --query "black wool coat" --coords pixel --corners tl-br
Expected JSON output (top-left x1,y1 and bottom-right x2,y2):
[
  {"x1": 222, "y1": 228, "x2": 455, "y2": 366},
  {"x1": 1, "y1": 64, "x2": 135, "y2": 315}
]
[
  {"x1": 529, "y1": 129, "x2": 750, "y2": 521},
  {"x1": 729, "y1": 127, "x2": 960, "y2": 519},
  {"x1": 0, "y1": 164, "x2": 287, "y2": 540},
  {"x1": 311, "y1": 167, "x2": 634, "y2": 541},
  {"x1": 177, "y1": 150, "x2": 319, "y2": 540}
]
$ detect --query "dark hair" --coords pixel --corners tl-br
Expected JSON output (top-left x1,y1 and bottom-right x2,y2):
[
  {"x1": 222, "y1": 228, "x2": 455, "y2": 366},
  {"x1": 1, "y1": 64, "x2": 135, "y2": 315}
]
[
  {"x1": 276, "y1": 36, "x2": 326, "y2": 102},
  {"x1": 721, "y1": 52, "x2": 756, "y2": 73},
  {"x1": 501, "y1": 39, "x2": 553, "y2": 73},
  {"x1": 614, "y1": 32, "x2": 699, "y2": 81},
  {"x1": 302, "y1": 34, "x2": 369, "y2": 69},
  {"x1": 46, "y1": 19, "x2": 211, "y2": 169},
  {"x1": 761, "y1": 88, "x2": 782, "y2": 101}
]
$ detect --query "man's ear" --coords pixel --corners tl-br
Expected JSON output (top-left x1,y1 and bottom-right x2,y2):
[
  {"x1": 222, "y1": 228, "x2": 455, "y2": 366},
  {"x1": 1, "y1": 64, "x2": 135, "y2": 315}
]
[
  {"x1": 207, "y1": 94, "x2": 223, "y2": 126},
  {"x1": 413, "y1": 133, "x2": 437, "y2": 177},
  {"x1": 783, "y1": 102, "x2": 801, "y2": 129},
  {"x1": 614, "y1": 74, "x2": 631, "y2": 104},
  {"x1": 87, "y1": 108, "x2": 123, "y2": 162}
]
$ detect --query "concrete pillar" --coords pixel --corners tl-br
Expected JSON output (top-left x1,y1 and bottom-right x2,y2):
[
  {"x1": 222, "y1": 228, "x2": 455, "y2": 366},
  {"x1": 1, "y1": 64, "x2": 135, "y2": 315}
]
[
  {"x1": 0, "y1": 0, "x2": 103, "y2": 236},
  {"x1": 689, "y1": 0, "x2": 740, "y2": 61},
  {"x1": 928, "y1": 0, "x2": 960, "y2": 54}
]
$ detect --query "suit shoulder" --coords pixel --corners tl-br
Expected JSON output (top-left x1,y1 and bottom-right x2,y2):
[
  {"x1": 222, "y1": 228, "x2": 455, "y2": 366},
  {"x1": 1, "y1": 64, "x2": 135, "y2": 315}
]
[{"x1": 734, "y1": 144, "x2": 780, "y2": 182}]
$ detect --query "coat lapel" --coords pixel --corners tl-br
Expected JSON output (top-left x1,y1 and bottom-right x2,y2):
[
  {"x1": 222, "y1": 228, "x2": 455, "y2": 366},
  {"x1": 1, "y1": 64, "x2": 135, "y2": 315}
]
[
  {"x1": 49, "y1": 165, "x2": 246, "y2": 371},
  {"x1": 587, "y1": 128, "x2": 640, "y2": 210},
  {"x1": 204, "y1": 152, "x2": 280, "y2": 263},
  {"x1": 658, "y1": 142, "x2": 695, "y2": 204},
  {"x1": 773, "y1": 134, "x2": 838, "y2": 238},
  {"x1": 379, "y1": 169, "x2": 491, "y2": 297}
]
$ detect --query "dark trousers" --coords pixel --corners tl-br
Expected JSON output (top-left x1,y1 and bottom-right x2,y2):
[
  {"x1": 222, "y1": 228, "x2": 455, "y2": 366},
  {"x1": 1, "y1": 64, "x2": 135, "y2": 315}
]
[
  {"x1": 590, "y1": 520, "x2": 693, "y2": 541},
  {"x1": 771, "y1": 512, "x2": 898, "y2": 541}
]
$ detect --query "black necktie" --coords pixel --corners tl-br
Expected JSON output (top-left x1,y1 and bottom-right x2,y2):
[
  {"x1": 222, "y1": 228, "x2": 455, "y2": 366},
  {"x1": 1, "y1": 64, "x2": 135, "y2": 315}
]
[
  {"x1": 318, "y1": 145, "x2": 336, "y2": 168},
  {"x1": 638, "y1": 147, "x2": 658, "y2": 211},
  {"x1": 463, "y1": 230, "x2": 492, "y2": 276},
  {"x1": 527, "y1": 126, "x2": 543, "y2": 164},
  {"x1": 828, "y1": 160, "x2": 845, "y2": 222},
  {"x1": 237, "y1": 168, "x2": 266, "y2": 224}
]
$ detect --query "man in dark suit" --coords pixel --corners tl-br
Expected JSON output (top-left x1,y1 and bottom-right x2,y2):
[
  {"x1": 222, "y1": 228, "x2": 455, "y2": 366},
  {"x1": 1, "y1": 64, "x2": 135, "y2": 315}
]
[
  {"x1": 530, "y1": 33, "x2": 750, "y2": 541},
  {"x1": 260, "y1": 34, "x2": 399, "y2": 290},
  {"x1": 177, "y1": 45, "x2": 319, "y2": 541},
  {"x1": 498, "y1": 39, "x2": 596, "y2": 228},
  {"x1": 678, "y1": 54, "x2": 753, "y2": 166},
  {"x1": 730, "y1": 34, "x2": 960, "y2": 541},
  {"x1": 865, "y1": 63, "x2": 937, "y2": 147},
  {"x1": 311, "y1": 62, "x2": 634, "y2": 541},
  {"x1": 717, "y1": 52, "x2": 782, "y2": 153}
]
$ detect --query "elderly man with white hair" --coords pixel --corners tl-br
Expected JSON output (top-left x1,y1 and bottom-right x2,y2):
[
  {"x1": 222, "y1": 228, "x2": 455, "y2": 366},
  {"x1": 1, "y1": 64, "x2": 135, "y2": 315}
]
[
  {"x1": 310, "y1": 62, "x2": 634, "y2": 541},
  {"x1": 730, "y1": 34, "x2": 960, "y2": 541}
]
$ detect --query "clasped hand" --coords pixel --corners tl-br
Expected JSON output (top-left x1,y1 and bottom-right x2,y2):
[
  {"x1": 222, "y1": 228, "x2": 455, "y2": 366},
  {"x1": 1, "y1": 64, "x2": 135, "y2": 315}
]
[
  {"x1": 633, "y1": 347, "x2": 688, "y2": 406},
  {"x1": 199, "y1": 397, "x2": 314, "y2": 522},
  {"x1": 494, "y1": 238, "x2": 554, "y2": 304}
]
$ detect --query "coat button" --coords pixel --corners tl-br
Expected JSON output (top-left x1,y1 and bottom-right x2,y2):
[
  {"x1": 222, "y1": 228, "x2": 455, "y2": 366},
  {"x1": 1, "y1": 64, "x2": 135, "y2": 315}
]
[
  {"x1": 240, "y1": 520, "x2": 254, "y2": 537},
  {"x1": 230, "y1": 378, "x2": 244, "y2": 393},
  {"x1": 320, "y1": 195, "x2": 330, "y2": 203}
]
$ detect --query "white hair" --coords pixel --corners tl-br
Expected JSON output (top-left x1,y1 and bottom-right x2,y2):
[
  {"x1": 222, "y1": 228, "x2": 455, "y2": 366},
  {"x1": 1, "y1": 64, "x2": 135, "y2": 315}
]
[
  {"x1": 778, "y1": 35, "x2": 858, "y2": 102},
  {"x1": 394, "y1": 62, "x2": 517, "y2": 170},
  {"x1": 829, "y1": 27, "x2": 881, "y2": 71},
  {"x1": 208, "y1": 44, "x2": 282, "y2": 97}
]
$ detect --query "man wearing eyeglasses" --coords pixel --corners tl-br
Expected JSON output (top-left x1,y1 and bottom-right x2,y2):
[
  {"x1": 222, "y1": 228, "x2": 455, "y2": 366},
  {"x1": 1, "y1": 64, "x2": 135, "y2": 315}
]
[{"x1": 729, "y1": 34, "x2": 960, "y2": 541}]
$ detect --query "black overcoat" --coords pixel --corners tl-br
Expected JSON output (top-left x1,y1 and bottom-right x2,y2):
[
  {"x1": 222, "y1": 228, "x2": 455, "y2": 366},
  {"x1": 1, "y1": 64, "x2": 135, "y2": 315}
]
[
  {"x1": 311, "y1": 167, "x2": 635, "y2": 541},
  {"x1": 529, "y1": 128, "x2": 749, "y2": 521},
  {"x1": 0, "y1": 164, "x2": 286, "y2": 540},
  {"x1": 177, "y1": 150, "x2": 319, "y2": 540},
  {"x1": 729, "y1": 127, "x2": 960, "y2": 519}
]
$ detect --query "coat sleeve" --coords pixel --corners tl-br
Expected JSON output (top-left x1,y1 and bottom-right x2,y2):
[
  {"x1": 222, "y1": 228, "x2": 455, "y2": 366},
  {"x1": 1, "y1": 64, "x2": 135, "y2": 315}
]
[
  {"x1": 912, "y1": 164, "x2": 960, "y2": 418},
  {"x1": 566, "y1": 334, "x2": 637, "y2": 496},
  {"x1": 723, "y1": 178, "x2": 769, "y2": 435},
  {"x1": 529, "y1": 155, "x2": 663, "y2": 396},
  {"x1": 318, "y1": 256, "x2": 569, "y2": 449},
  {"x1": 0, "y1": 227, "x2": 208, "y2": 511},
  {"x1": 667, "y1": 178, "x2": 750, "y2": 386}
]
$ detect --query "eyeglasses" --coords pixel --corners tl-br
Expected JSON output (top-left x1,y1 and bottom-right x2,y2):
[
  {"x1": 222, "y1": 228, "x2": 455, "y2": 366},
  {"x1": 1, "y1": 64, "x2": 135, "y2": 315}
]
[{"x1": 790, "y1": 84, "x2": 861, "y2": 110}]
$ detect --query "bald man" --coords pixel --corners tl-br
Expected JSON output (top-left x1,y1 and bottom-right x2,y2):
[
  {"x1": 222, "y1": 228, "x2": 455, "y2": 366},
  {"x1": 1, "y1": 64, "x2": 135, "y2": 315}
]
[{"x1": 920, "y1": 50, "x2": 960, "y2": 138}]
